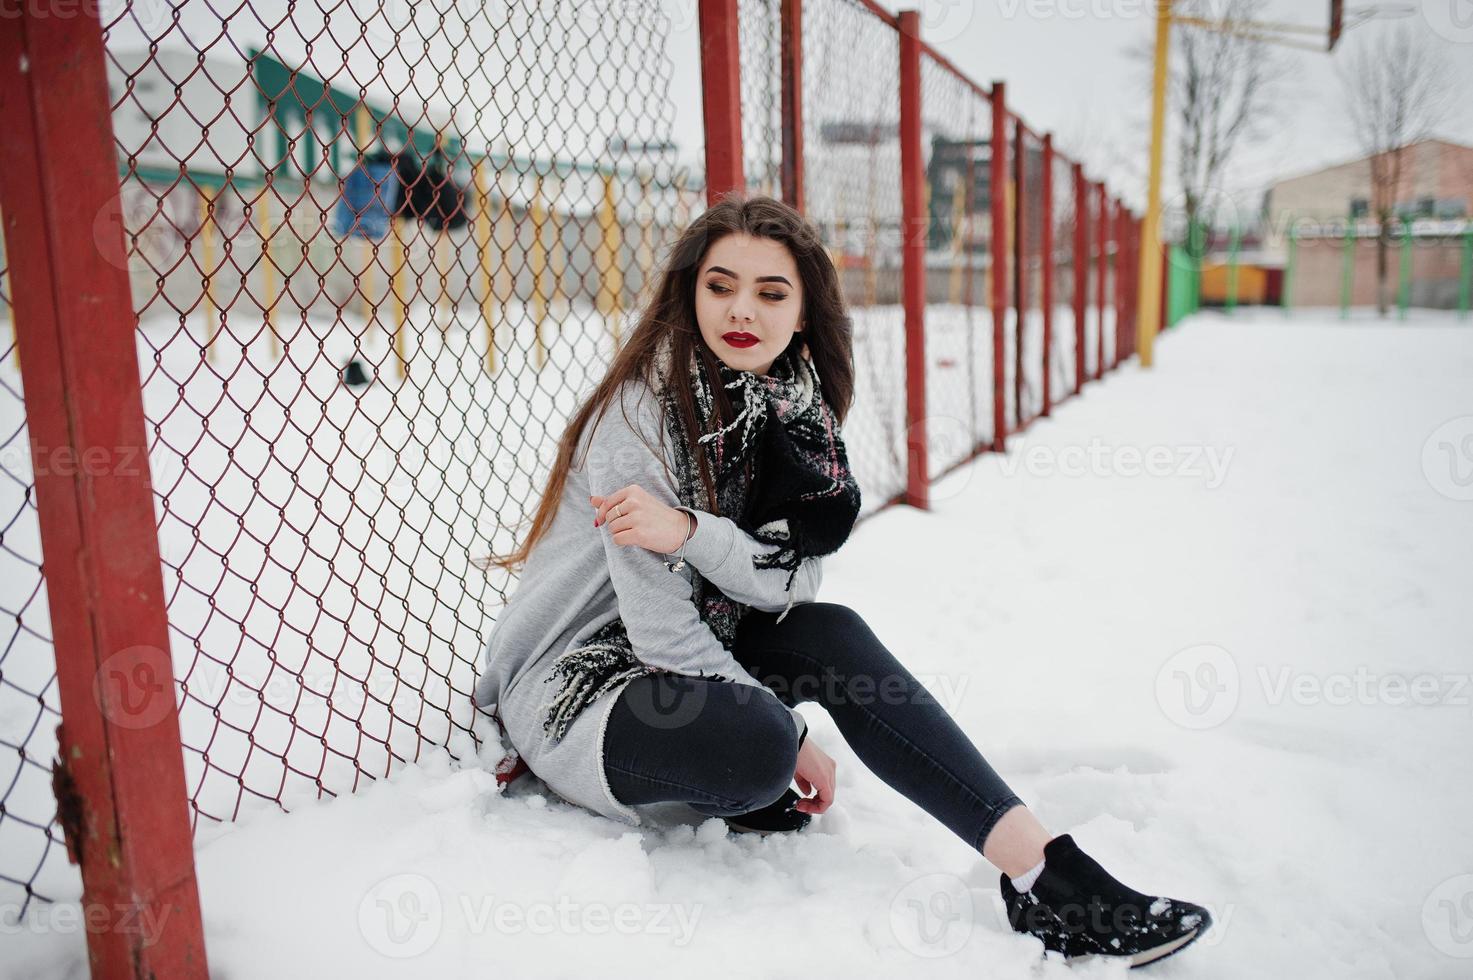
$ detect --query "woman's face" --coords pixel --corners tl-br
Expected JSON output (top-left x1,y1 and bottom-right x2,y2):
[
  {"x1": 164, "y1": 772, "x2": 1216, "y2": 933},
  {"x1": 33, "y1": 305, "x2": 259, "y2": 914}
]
[{"x1": 694, "y1": 232, "x2": 804, "y2": 376}]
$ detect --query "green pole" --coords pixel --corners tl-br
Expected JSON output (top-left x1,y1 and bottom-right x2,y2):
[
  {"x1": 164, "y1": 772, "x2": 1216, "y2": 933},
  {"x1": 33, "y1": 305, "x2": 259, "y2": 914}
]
[
  {"x1": 1226, "y1": 224, "x2": 1240, "y2": 314},
  {"x1": 1340, "y1": 218, "x2": 1355, "y2": 320},
  {"x1": 1283, "y1": 225, "x2": 1297, "y2": 316},
  {"x1": 1459, "y1": 227, "x2": 1471, "y2": 321},
  {"x1": 1398, "y1": 218, "x2": 1412, "y2": 321},
  {"x1": 1189, "y1": 219, "x2": 1202, "y2": 316}
]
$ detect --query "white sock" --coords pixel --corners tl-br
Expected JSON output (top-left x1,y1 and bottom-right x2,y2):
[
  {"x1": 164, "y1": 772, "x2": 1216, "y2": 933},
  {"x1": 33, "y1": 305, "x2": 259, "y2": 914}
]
[{"x1": 1010, "y1": 857, "x2": 1046, "y2": 893}]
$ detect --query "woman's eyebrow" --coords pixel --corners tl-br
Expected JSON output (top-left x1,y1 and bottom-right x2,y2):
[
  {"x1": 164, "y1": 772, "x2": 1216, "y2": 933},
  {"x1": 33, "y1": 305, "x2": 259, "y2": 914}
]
[{"x1": 705, "y1": 265, "x2": 792, "y2": 287}]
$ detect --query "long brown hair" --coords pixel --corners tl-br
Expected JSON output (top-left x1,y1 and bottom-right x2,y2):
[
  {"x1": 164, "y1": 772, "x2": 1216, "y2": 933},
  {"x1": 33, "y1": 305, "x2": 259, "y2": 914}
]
[{"x1": 481, "y1": 191, "x2": 854, "y2": 574}]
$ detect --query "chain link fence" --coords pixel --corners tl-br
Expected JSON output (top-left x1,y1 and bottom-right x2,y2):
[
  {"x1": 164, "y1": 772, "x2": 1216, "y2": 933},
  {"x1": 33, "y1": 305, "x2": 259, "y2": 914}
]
[{"x1": 0, "y1": 0, "x2": 1145, "y2": 937}]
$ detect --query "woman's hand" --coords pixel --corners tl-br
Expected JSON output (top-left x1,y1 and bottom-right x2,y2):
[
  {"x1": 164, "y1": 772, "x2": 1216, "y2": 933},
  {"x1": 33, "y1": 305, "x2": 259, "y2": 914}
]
[
  {"x1": 591, "y1": 487, "x2": 694, "y2": 555},
  {"x1": 793, "y1": 736, "x2": 836, "y2": 815}
]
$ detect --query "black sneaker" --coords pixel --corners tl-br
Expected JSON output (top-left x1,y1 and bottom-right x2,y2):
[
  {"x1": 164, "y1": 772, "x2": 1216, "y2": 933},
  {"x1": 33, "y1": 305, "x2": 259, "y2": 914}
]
[
  {"x1": 721, "y1": 789, "x2": 812, "y2": 836},
  {"x1": 999, "y1": 834, "x2": 1212, "y2": 968}
]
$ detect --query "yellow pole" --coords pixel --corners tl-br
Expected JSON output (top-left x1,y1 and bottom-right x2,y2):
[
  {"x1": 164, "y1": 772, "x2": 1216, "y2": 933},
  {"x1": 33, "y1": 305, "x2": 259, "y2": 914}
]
[
  {"x1": 1137, "y1": 0, "x2": 1172, "y2": 368},
  {"x1": 199, "y1": 186, "x2": 218, "y2": 362},
  {"x1": 530, "y1": 176, "x2": 548, "y2": 371},
  {"x1": 391, "y1": 218, "x2": 408, "y2": 378},
  {"x1": 472, "y1": 159, "x2": 497, "y2": 374},
  {"x1": 635, "y1": 169, "x2": 654, "y2": 287},
  {"x1": 674, "y1": 169, "x2": 691, "y2": 233},
  {"x1": 549, "y1": 176, "x2": 567, "y2": 324},
  {"x1": 258, "y1": 185, "x2": 279, "y2": 360},
  {"x1": 865, "y1": 181, "x2": 880, "y2": 307},
  {"x1": 596, "y1": 171, "x2": 625, "y2": 347},
  {"x1": 1006, "y1": 173, "x2": 1015, "y2": 266},
  {"x1": 831, "y1": 216, "x2": 847, "y2": 300},
  {"x1": 434, "y1": 224, "x2": 449, "y2": 333},
  {"x1": 355, "y1": 105, "x2": 377, "y2": 329},
  {"x1": 494, "y1": 174, "x2": 512, "y2": 332}
]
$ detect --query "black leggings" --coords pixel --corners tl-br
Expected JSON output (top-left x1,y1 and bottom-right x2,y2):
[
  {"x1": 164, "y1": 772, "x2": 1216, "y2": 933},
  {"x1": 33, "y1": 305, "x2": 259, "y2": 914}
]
[{"x1": 602, "y1": 602, "x2": 1025, "y2": 853}]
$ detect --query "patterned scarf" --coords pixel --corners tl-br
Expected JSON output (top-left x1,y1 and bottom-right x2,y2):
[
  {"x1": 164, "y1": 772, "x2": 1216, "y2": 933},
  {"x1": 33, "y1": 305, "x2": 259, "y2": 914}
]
[{"x1": 539, "y1": 341, "x2": 862, "y2": 745}]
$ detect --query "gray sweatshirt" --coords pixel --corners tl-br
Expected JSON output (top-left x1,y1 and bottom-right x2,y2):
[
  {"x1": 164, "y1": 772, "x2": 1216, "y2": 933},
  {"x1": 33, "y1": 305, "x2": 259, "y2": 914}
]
[{"x1": 472, "y1": 377, "x2": 821, "y2": 827}]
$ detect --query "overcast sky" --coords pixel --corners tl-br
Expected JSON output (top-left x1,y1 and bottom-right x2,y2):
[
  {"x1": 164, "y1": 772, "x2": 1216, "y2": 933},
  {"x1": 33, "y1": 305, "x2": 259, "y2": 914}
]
[{"x1": 888, "y1": 0, "x2": 1473, "y2": 212}]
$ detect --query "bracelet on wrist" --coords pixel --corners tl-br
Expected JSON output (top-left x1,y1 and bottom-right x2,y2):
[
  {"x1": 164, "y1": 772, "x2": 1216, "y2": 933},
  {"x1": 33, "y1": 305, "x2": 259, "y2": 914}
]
[{"x1": 664, "y1": 510, "x2": 692, "y2": 572}]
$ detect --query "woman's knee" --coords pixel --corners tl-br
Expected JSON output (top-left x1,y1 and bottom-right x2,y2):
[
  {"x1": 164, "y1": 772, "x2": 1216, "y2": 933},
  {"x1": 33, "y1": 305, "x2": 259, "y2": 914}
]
[
  {"x1": 607, "y1": 675, "x2": 797, "y2": 810},
  {"x1": 709, "y1": 688, "x2": 798, "y2": 810},
  {"x1": 756, "y1": 601, "x2": 872, "y2": 647},
  {"x1": 767, "y1": 602, "x2": 885, "y2": 670}
]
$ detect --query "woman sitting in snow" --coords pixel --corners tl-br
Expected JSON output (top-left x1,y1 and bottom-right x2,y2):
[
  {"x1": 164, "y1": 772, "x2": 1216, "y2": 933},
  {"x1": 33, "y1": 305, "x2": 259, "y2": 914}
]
[{"x1": 475, "y1": 193, "x2": 1212, "y2": 967}]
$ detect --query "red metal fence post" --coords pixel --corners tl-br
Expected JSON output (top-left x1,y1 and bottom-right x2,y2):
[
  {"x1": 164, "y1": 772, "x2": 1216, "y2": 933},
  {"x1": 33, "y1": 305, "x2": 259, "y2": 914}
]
[
  {"x1": 990, "y1": 82, "x2": 1009, "y2": 451},
  {"x1": 1128, "y1": 211, "x2": 1141, "y2": 357},
  {"x1": 1040, "y1": 133, "x2": 1054, "y2": 417},
  {"x1": 1094, "y1": 182, "x2": 1107, "y2": 381},
  {"x1": 1125, "y1": 210, "x2": 1137, "y2": 359},
  {"x1": 700, "y1": 0, "x2": 745, "y2": 203},
  {"x1": 780, "y1": 0, "x2": 806, "y2": 213},
  {"x1": 1012, "y1": 116, "x2": 1026, "y2": 430},
  {"x1": 0, "y1": 12, "x2": 209, "y2": 979},
  {"x1": 1113, "y1": 197, "x2": 1126, "y2": 369},
  {"x1": 897, "y1": 10, "x2": 929, "y2": 509},
  {"x1": 1072, "y1": 163, "x2": 1088, "y2": 393}
]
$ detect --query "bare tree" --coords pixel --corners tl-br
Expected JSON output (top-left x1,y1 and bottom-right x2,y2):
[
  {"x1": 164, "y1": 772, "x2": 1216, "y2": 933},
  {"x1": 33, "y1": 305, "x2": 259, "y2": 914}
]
[
  {"x1": 1128, "y1": 0, "x2": 1287, "y2": 254},
  {"x1": 1336, "y1": 24, "x2": 1451, "y2": 316}
]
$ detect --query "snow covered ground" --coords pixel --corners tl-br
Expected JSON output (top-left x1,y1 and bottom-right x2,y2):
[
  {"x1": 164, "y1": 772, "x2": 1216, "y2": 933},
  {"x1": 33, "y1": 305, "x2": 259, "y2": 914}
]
[{"x1": 6, "y1": 306, "x2": 1472, "y2": 977}]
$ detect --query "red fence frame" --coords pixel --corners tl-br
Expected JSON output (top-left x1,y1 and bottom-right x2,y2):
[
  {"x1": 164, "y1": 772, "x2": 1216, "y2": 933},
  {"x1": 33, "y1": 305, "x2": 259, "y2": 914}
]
[
  {"x1": 898, "y1": 10, "x2": 929, "y2": 509},
  {"x1": 990, "y1": 81, "x2": 1010, "y2": 452},
  {"x1": 0, "y1": 9, "x2": 208, "y2": 976},
  {"x1": 0, "y1": 3, "x2": 1147, "y2": 976},
  {"x1": 1040, "y1": 133, "x2": 1055, "y2": 418}
]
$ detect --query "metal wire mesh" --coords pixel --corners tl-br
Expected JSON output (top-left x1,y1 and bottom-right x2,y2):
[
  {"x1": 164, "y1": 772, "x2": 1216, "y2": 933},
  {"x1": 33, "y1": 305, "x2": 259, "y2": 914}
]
[
  {"x1": 1015, "y1": 127, "x2": 1046, "y2": 428},
  {"x1": 740, "y1": 0, "x2": 785, "y2": 200},
  {"x1": 0, "y1": 243, "x2": 70, "y2": 917},
  {"x1": 1049, "y1": 152, "x2": 1078, "y2": 400},
  {"x1": 1081, "y1": 183, "x2": 1101, "y2": 382},
  {"x1": 1099, "y1": 194, "x2": 1118, "y2": 371},
  {"x1": 919, "y1": 54, "x2": 993, "y2": 479},
  {"x1": 1, "y1": 0, "x2": 714, "y2": 914},
  {"x1": 801, "y1": 0, "x2": 906, "y2": 512}
]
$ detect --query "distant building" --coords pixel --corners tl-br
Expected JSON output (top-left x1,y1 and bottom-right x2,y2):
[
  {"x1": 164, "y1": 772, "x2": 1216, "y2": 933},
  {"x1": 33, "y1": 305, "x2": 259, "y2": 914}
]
[
  {"x1": 1254, "y1": 139, "x2": 1473, "y2": 310},
  {"x1": 1264, "y1": 137, "x2": 1473, "y2": 229}
]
